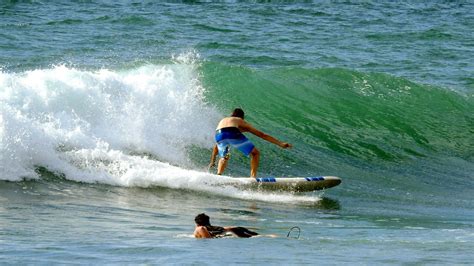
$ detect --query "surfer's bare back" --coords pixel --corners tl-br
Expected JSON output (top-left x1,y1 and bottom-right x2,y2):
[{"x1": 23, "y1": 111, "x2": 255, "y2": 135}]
[{"x1": 209, "y1": 108, "x2": 292, "y2": 177}]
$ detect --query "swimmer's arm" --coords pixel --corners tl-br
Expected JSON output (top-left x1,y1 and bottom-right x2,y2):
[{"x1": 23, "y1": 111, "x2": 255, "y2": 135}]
[
  {"x1": 239, "y1": 122, "x2": 292, "y2": 149},
  {"x1": 194, "y1": 226, "x2": 212, "y2": 238},
  {"x1": 209, "y1": 144, "x2": 218, "y2": 169}
]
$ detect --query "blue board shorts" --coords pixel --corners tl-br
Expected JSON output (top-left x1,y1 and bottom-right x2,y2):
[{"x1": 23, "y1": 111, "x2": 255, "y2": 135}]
[{"x1": 215, "y1": 127, "x2": 255, "y2": 158}]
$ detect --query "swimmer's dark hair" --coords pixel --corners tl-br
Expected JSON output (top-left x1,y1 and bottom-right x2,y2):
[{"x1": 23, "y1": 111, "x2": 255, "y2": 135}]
[
  {"x1": 194, "y1": 213, "x2": 211, "y2": 226},
  {"x1": 231, "y1": 108, "x2": 244, "y2": 119}
]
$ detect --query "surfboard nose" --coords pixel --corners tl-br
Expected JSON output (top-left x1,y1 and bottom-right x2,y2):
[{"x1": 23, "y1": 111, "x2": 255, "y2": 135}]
[{"x1": 324, "y1": 176, "x2": 342, "y2": 188}]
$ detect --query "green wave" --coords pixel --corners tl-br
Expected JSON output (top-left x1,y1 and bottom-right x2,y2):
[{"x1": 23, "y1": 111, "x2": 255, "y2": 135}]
[{"x1": 201, "y1": 62, "x2": 473, "y2": 164}]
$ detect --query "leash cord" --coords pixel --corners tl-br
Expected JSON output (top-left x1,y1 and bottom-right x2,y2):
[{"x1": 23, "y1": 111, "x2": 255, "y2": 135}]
[{"x1": 286, "y1": 226, "x2": 301, "y2": 239}]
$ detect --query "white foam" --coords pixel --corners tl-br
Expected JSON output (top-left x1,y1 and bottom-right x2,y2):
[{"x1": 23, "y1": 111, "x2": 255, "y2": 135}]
[
  {"x1": 1, "y1": 56, "x2": 217, "y2": 179},
  {"x1": 58, "y1": 144, "x2": 320, "y2": 203}
]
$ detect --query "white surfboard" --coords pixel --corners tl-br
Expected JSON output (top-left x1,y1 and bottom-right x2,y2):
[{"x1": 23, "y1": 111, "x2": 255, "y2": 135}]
[{"x1": 229, "y1": 176, "x2": 341, "y2": 192}]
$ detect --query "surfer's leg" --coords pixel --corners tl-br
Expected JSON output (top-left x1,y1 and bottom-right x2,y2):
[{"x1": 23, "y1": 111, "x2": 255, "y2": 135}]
[
  {"x1": 217, "y1": 157, "x2": 229, "y2": 175},
  {"x1": 216, "y1": 143, "x2": 230, "y2": 175},
  {"x1": 250, "y1": 148, "x2": 260, "y2": 177}
]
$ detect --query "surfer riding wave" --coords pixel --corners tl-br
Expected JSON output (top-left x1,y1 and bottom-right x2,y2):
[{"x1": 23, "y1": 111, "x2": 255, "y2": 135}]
[{"x1": 209, "y1": 108, "x2": 292, "y2": 177}]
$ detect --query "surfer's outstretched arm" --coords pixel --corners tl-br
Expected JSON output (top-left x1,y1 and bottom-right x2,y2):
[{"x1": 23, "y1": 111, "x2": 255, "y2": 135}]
[{"x1": 239, "y1": 122, "x2": 292, "y2": 149}]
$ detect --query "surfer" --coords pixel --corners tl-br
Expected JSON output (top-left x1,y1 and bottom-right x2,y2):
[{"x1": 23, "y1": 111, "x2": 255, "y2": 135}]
[
  {"x1": 193, "y1": 213, "x2": 259, "y2": 238},
  {"x1": 209, "y1": 108, "x2": 292, "y2": 177}
]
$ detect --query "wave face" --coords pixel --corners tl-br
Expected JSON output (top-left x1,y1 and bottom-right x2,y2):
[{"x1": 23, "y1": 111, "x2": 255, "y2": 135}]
[
  {"x1": 201, "y1": 62, "x2": 474, "y2": 196},
  {"x1": 203, "y1": 63, "x2": 473, "y2": 161}
]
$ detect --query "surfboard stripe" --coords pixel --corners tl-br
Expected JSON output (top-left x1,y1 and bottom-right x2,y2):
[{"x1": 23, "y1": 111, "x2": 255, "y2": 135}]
[
  {"x1": 256, "y1": 177, "x2": 276, "y2": 183},
  {"x1": 305, "y1": 176, "x2": 325, "y2": 181}
]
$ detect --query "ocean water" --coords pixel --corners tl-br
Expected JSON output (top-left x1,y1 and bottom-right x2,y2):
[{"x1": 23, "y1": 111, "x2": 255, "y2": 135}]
[{"x1": 1, "y1": 1, "x2": 473, "y2": 264}]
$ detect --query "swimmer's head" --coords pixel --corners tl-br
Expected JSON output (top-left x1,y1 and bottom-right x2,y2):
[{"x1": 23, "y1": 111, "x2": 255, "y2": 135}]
[{"x1": 194, "y1": 213, "x2": 211, "y2": 226}]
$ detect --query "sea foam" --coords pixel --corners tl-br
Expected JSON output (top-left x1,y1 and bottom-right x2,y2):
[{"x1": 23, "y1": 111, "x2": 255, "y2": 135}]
[{"x1": 0, "y1": 57, "x2": 218, "y2": 181}]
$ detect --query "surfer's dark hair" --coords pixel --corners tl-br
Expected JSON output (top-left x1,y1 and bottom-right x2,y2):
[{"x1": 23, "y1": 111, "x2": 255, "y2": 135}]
[
  {"x1": 231, "y1": 108, "x2": 244, "y2": 119},
  {"x1": 194, "y1": 213, "x2": 211, "y2": 226}
]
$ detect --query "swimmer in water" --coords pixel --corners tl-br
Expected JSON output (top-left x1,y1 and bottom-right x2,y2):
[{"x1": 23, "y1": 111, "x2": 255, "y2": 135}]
[{"x1": 193, "y1": 213, "x2": 259, "y2": 238}]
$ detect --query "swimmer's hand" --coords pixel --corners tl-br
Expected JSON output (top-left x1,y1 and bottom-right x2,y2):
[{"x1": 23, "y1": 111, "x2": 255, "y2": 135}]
[{"x1": 280, "y1": 142, "x2": 292, "y2": 149}]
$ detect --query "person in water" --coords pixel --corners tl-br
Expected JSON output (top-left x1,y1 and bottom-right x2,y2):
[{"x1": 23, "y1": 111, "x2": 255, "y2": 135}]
[
  {"x1": 209, "y1": 108, "x2": 292, "y2": 177},
  {"x1": 193, "y1": 213, "x2": 259, "y2": 238}
]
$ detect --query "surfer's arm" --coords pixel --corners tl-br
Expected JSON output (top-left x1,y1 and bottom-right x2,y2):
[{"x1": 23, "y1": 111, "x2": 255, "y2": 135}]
[
  {"x1": 240, "y1": 122, "x2": 292, "y2": 148},
  {"x1": 209, "y1": 144, "x2": 218, "y2": 169}
]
